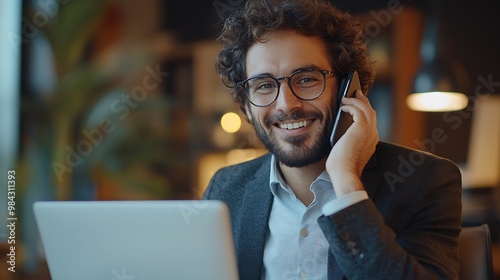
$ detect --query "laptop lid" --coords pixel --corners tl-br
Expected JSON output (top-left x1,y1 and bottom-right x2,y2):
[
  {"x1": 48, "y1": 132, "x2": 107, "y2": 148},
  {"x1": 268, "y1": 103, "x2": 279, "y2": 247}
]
[{"x1": 33, "y1": 200, "x2": 239, "y2": 280}]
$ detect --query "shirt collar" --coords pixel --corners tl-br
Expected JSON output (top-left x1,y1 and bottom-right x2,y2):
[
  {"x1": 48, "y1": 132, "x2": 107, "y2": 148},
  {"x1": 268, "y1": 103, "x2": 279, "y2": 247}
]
[
  {"x1": 269, "y1": 155, "x2": 332, "y2": 195},
  {"x1": 269, "y1": 155, "x2": 285, "y2": 196}
]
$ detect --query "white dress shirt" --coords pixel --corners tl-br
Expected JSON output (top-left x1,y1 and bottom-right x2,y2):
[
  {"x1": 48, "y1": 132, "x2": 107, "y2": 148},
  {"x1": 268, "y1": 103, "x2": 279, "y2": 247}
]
[{"x1": 261, "y1": 155, "x2": 367, "y2": 279}]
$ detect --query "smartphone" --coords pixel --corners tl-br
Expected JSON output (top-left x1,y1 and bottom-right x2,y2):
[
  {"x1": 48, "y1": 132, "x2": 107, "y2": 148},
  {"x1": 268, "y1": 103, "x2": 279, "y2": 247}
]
[{"x1": 329, "y1": 71, "x2": 361, "y2": 147}]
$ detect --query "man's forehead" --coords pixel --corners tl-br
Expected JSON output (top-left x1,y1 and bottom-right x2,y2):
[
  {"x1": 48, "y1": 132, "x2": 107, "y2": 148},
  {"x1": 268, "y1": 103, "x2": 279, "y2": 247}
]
[{"x1": 245, "y1": 30, "x2": 331, "y2": 76}]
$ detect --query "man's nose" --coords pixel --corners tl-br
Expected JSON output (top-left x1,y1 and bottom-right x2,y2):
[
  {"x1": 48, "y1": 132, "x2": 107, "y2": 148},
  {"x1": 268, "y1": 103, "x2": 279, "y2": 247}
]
[{"x1": 274, "y1": 82, "x2": 303, "y2": 111}]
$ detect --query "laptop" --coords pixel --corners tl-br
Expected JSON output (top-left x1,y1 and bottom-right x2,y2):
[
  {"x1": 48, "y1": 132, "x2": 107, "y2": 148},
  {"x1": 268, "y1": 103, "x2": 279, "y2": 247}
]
[{"x1": 33, "y1": 200, "x2": 239, "y2": 280}]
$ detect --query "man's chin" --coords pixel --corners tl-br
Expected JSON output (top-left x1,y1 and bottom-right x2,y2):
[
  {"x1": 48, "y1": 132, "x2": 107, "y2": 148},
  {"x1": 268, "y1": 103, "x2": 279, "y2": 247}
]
[
  {"x1": 275, "y1": 154, "x2": 319, "y2": 168},
  {"x1": 253, "y1": 120, "x2": 330, "y2": 167},
  {"x1": 281, "y1": 134, "x2": 308, "y2": 147},
  {"x1": 272, "y1": 144, "x2": 329, "y2": 168}
]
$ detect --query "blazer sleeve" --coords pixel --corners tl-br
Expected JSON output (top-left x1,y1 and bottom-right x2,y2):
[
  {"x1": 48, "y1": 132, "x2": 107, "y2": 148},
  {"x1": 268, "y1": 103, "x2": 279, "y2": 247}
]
[{"x1": 318, "y1": 154, "x2": 462, "y2": 280}]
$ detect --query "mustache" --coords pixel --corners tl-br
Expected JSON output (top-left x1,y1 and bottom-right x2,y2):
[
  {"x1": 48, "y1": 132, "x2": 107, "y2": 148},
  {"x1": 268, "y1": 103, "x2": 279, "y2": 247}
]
[{"x1": 264, "y1": 109, "x2": 323, "y2": 127}]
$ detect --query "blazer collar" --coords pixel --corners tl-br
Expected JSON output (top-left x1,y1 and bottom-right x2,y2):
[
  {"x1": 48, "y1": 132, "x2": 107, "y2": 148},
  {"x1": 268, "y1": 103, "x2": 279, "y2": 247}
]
[
  {"x1": 361, "y1": 142, "x2": 384, "y2": 199},
  {"x1": 235, "y1": 155, "x2": 273, "y2": 279}
]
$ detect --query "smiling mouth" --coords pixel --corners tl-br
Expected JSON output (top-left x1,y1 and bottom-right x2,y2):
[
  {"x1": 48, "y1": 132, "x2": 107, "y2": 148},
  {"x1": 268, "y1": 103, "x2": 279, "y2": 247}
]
[{"x1": 278, "y1": 120, "x2": 313, "y2": 130}]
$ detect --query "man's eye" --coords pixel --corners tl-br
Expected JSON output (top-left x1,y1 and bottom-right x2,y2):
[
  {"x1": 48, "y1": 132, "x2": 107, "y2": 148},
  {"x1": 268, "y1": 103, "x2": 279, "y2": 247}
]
[
  {"x1": 254, "y1": 82, "x2": 277, "y2": 93},
  {"x1": 295, "y1": 76, "x2": 321, "y2": 88},
  {"x1": 297, "y1": 77, "x2": 316, "y2": 84},
  {"x1": 296, "y1": 76, "x2": 319, "y2": 84},
  {"x1": 257, "y1": 83, "x2": 275, "y2": 89}
]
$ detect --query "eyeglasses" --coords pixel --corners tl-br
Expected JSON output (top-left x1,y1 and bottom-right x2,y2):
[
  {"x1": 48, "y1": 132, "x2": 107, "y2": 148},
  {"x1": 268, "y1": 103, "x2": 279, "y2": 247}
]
[{"x1": 237, "y1": 68, "x2": 335, "y2": 107}]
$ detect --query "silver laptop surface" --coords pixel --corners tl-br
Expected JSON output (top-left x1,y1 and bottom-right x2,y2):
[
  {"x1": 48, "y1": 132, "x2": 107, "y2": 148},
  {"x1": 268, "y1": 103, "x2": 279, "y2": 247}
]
[{"x1": 33, "y1": 200, "x2": 238, "y2": 280}]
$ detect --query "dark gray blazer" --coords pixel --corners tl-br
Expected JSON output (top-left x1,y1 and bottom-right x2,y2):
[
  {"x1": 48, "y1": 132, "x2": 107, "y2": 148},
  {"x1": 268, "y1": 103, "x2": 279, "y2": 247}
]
[{"x1": 203, "y1": 141, "x2": 462, "y2": 280}]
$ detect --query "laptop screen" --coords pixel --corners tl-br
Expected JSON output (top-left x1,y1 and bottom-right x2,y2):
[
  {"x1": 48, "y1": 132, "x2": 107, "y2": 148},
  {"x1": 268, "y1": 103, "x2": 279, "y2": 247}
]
[{"x1": 33, "y1": 200, "x2": 238, "y2": 280}]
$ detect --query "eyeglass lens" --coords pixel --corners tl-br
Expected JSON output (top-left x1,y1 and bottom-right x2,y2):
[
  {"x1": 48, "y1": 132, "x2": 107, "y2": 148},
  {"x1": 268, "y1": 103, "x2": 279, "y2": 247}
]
[{"x1": 245, "y1": 69, "x2": 327, "y2": 106}]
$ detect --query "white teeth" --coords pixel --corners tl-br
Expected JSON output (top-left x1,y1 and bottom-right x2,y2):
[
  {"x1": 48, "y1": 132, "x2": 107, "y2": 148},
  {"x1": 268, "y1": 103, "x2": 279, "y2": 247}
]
[{"x1": 279, "y1": 120, "x2": 310, "y2": 130}]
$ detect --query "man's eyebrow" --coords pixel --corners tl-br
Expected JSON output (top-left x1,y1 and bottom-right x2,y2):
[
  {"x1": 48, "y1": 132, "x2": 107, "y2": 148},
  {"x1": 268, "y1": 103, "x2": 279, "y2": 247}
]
[
  {"x1": 248, "y1": 65, "x2": 322, "y2": 78},
  {"x1": 248, "y1": 72, "x2": 274, "y2": 78},
  {"x1": 291, "y1": 64, "x2": 320, "y2": 72}
]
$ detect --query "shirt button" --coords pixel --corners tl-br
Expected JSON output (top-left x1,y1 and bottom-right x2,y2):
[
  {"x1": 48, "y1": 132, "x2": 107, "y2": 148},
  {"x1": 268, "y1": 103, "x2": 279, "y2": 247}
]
[
  {"x1": 350, "y1": 248, "x2": 360, "y2": 257},
  {"x1": 340, "y1": 230, "x2": 349, "y2": 241},
  {"x1": 300, "y1": 270, "x2": 308, "y2": 278},
  {"x1": 300, "y1": 228, "x2": 309, "y2": 237}
]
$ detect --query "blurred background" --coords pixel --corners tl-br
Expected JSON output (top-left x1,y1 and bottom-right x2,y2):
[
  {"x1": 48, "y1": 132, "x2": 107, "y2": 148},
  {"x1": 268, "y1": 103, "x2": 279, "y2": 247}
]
[{"x1": 0, "y1": 0, "x2": 499, "y2": 279}]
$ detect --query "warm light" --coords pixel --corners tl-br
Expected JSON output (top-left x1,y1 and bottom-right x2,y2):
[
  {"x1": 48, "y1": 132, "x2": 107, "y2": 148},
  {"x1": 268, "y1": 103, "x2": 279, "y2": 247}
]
[
  {"x1": 407, "y1": 92, "x2": 468, "y2": 112},
  {"x1": 226, "y1": 149, "x2": 267, "y2": 165},
  {"x1": 197, "y1": 149, "x2": 267, "y2": 197},
  {"x1": 220, "y1": 112, "x2": 241, "y2": 133}
]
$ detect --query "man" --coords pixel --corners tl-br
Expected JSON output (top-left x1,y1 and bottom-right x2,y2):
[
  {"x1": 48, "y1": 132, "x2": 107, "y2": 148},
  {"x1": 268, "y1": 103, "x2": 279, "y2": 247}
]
[{"x1": 203, "y1": 0, "x2": 462, "y2": 279}]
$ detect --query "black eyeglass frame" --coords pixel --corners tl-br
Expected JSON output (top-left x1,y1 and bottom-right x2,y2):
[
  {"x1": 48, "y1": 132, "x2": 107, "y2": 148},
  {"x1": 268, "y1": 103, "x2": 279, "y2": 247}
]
[{"x1": 236, "y1": 68, "x2": 336, "y2": 107}]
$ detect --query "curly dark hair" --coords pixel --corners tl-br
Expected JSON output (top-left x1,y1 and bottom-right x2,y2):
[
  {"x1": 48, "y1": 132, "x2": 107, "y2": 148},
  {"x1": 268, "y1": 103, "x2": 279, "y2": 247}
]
[{"x1": 215, "y1": 0, "x2": 375, "y2": 115}]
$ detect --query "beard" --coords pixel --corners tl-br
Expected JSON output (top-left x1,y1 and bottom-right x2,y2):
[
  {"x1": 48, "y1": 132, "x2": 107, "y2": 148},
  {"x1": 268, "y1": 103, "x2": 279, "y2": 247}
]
[{"x1": 250, "y1": 109, "x2": 333, "y2": 167}]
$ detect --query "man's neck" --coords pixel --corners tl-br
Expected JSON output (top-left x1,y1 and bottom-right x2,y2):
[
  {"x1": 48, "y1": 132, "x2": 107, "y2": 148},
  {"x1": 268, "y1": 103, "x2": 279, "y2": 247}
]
[{"x1": 278, "y1": 158, "x2": 326, "y2": 206}]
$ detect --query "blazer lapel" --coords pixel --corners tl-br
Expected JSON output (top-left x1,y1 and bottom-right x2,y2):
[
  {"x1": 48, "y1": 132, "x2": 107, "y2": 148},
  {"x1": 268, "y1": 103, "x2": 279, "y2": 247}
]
[
  {"x1": 235, "y1": 159, "x2": 273, "y2": 279},
  {"x1": 361, "y1": 145, "x2": 384, "y2": 199}
]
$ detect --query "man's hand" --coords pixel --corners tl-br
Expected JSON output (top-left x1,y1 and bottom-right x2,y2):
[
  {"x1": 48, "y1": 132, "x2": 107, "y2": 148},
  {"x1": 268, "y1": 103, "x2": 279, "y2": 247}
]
[{"x1": 326, "y1": 90, "x2": 379, "y2": 197}]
